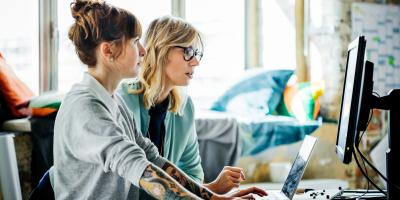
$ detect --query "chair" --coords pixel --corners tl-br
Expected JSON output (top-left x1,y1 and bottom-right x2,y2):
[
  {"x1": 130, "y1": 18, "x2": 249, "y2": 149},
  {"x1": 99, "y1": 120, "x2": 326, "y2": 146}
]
[
  {"x1": 29, "y1": 169, "x2": 54, "y2": 200},
  {"x1": 0, "y1": 133, "x2": 22, "y2": 200}
]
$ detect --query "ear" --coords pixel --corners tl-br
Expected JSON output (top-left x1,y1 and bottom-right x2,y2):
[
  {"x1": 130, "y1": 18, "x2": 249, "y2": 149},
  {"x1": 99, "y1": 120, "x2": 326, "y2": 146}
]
[{"x1": 99, "y1": 42, "x2": 114, "y2": 61}]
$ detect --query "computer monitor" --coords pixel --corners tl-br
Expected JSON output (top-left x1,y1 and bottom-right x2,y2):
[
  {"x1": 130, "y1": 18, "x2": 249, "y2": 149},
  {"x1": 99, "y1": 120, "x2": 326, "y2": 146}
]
[
  {"x1": 335, "y1": 36, "x2": 366, "y2": 164},
  {"x1": 335, "y1": 35, "x2": 400, "y2": 198}
]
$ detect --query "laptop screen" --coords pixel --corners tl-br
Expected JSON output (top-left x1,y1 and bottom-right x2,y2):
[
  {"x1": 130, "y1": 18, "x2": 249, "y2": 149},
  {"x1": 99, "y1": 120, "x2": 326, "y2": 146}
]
[{"x1": 281, "y1": 135, "x2": 317, "y2": 199}]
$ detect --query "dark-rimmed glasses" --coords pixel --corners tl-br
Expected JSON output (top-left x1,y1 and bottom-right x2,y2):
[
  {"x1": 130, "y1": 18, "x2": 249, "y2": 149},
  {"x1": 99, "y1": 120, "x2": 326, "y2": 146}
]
[{"x1": 175, "y1": 46, "x2": 203, "y2": 61}]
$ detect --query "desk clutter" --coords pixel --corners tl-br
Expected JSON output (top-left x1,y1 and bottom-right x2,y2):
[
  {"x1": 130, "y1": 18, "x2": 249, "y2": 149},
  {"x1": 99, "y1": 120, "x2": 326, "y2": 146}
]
[{"x1": 295, "y1": 188, "x2": 386, "y2": 200}]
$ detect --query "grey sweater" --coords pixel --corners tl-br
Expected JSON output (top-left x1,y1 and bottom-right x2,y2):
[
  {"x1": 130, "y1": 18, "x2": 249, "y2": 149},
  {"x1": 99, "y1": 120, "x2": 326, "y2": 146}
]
[{"x1": 53, "y1": 73, "x2": 166, "y2": 199}]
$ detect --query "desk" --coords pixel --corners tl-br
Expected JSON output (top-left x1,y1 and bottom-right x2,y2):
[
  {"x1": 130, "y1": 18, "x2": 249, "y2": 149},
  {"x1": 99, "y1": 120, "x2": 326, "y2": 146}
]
[
  {"x1": 240, "y1": 180, "x2": 388, "y2": 199},
  {"x1": 240, "y1": 179, "x2": 349, "y2": 191},
  {"x1": 0, "y1": 133, "x2": 22, "y2": 200},
  {"x1": 237, "y1": 179, "x2": 348, "y2": 199},
  {"x1": 334, "y1": 190, "x2": 386, "y2": 199}
]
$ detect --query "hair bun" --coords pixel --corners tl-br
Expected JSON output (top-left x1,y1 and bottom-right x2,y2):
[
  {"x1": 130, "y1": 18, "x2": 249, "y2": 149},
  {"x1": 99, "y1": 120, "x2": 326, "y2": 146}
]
[{"x1": 70, "y1": 0, "x2": 103, "y2": 21}]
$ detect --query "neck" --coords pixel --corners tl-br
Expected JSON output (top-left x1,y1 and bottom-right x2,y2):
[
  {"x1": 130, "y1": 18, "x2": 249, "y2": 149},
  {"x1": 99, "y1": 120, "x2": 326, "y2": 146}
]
[
  {"x1": 156, "y1": 84, "x2": 173, "y2": 104},
  {"x1": 88, "y1": 66, "x2": 121, "y2": 95}
]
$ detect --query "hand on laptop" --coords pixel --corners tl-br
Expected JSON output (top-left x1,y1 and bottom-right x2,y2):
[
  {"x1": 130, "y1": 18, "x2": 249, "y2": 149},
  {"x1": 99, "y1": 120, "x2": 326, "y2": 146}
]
[
  {"x1": 229, "y1": 186, "x2": 268, "y2": 199},
  {"x1": 211, "y1": 186, "x2": 268, "y2": 200},
  {"x1": 205, "y1": 166, "x2": 247, "y2": 194}
]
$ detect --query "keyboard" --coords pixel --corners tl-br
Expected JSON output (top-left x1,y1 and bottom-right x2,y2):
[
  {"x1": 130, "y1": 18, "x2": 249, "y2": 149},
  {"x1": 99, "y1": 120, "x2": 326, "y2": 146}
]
[{"x1": 257, "y1": 191, "x2": 289, "y2": 200}]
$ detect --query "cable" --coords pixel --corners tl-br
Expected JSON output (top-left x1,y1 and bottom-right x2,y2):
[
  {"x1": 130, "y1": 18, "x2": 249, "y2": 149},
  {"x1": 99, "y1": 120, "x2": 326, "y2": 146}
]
[
  {"x1": 355, "y1": 142, "x2": 387, "y2": 181},
  {"x1": 356, "y1": 93, "x2": 385, "y2": 182},
  {"x1": 352, "y1": 109, "x2": 387, "y2": 195},
  {"x1": 354, "y1": 111, "x2": 374, "y2": 199},
  {"x1": 352, "y1": 150, "x2": 387, "y2": 195},
  {"x1": 356, "y1": 148, "x2": 369, "y2": 199},
  {"x1": 355, "y1": 108, "x2": 400, "y2": 191},
  {"x1": 356, "y1": 110, "x2": 386, "y2": 181}
]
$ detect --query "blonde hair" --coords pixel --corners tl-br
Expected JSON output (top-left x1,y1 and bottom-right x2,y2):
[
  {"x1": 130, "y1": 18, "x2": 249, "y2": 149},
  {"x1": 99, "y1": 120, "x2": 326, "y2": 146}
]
[{"x1": 131, "y1": 16, "x2": 203, "y2": 113}]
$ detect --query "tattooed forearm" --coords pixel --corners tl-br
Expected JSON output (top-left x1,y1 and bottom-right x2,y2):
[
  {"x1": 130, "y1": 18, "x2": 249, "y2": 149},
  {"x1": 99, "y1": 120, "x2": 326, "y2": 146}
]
[
  {"x1": 162, "y1": 161, "x2": 214, "y2": 200},
  {"x1": 139, "y1": 164, "x2": 202, "y2": 200}
]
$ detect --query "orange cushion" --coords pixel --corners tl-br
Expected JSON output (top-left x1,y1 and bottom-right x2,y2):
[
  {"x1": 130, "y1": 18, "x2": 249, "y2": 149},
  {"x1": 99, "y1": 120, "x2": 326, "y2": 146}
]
[
  {"x1": 31, "y1": 107, "x2": 58, "y2": 117},
  {"x1": 28, "y1": 92, "x2": 63, "y2": 117},
  {"x1": 283, "y1": 84, "x2": 321, "y2": 120},
  {"x1": 0, "y1": 53, "x2": 34, "y2": 118},
  {"x1": 275, "y1": 82, "x2": 323, "y2": 121}
]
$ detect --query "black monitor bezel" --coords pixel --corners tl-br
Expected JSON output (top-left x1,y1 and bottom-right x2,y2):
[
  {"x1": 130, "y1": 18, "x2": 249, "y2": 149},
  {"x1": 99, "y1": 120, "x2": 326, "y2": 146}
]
[{"x1": 335, "y1": 36, "x2": 366, "y2": 164}]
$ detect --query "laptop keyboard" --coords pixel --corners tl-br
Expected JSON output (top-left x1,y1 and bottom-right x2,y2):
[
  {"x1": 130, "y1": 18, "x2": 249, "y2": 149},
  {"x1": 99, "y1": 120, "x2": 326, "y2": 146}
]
[{"x1": 258, "y1": 191, "x2": 288, "y2": 200}]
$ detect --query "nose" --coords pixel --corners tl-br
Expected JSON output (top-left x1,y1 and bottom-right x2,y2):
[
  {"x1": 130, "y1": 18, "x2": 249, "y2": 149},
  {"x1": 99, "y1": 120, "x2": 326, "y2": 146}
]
[
  {"x1": 139, "y1": 42, "x2": 146, "y2": 57},
  {"x1": 190, "y1": 57, "x2": 200, "y2": 67}
]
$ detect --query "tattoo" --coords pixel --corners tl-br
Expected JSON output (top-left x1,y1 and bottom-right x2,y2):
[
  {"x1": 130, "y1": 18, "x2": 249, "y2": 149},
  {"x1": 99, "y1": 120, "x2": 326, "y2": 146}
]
[
  {"x1": 139, "y1": 164, "x2": 202, "y2": 200},
  {"x1": 162, "y1": 161, "x2": 214, "y2": 200}
]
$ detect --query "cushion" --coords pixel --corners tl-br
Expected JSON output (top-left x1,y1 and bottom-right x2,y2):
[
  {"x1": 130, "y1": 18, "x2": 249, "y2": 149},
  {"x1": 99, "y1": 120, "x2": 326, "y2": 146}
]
[
  {"x1": 275, "y1": 82, "x2": 324, "y2": 121},
  {"x1": 29, "y1": 92, "x2": 63, "y2": 117},
  {"x1": 0, "y1": 52, "x2": 34, "y2": 118},
  {"x1": 210, "y1": 69, "x2": 293, "y2": 115}
]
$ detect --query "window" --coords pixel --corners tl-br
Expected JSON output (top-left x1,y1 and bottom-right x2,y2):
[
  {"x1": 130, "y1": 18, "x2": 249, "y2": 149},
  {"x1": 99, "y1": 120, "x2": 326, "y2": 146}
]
[
  {"x1": 0, "y1": 0, "x2": 298, "y2": 112},
  {"x1": 261, "y1": 0, "x2": 296, "y2": 70},
  {"x1": 19, "y1": 0, "x2": 296, "y2": 101},
  {"x1": 0, "y1": 2, "x2": 39, "y2": 94},
  {"x1": 57, "y1": 0, "x2": 170, "y2": 92},
  {"x1": 185, "y1": 0, "x2": 245, "y2": 109},
  {"x1": 57, "y1": 0, "x2": 85, "y2": 93},
  {"x1": 111, "y1": 1, "x2": 171, "y2": 30}
]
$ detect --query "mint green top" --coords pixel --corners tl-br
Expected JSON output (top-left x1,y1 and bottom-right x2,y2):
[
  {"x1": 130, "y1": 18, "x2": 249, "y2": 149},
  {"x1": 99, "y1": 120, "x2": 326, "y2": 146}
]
[{"x1": 117, "y1": 80, "x2": 204, "y2": 183}]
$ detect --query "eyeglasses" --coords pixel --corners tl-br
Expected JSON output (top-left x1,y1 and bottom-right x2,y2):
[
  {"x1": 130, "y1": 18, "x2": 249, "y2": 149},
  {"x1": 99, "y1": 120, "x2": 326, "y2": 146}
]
[{"x1": 175, "y1": 46, "x2": 203, "y2": 61}]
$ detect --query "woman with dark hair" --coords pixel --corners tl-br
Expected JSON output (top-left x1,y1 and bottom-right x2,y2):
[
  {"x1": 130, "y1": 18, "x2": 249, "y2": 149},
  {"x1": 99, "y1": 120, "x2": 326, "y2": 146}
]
[{"x1": 51, "y1": 0, "x2": 266, "y2": 199}]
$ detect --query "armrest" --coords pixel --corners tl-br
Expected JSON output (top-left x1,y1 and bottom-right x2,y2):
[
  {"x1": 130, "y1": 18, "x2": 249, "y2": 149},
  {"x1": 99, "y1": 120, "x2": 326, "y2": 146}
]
[{"x1": 2, "y1": 118, "x2": 31, "y2": 132}]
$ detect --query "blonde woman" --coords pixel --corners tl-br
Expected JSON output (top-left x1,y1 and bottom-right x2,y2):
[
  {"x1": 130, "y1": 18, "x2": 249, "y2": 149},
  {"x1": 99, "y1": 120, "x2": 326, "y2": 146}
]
[{"x1": 117, "y1": 16, "x2": 251, "y2": 195}]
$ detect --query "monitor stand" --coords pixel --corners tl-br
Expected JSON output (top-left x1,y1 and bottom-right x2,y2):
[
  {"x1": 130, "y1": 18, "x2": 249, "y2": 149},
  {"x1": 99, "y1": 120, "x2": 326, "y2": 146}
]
[{"x1": 370, "y1": 89, "x2": 400, "y2": 200}]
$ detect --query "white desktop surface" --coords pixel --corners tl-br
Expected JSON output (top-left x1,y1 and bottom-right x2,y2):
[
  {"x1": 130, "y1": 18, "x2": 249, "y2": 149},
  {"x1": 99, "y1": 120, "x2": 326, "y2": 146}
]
[
  {"x1": 240, "y1": 179, "x2": 348, "y2": 190},
  {"x1": 236, "y1": 179, "x2": 348, "y2": 200}
]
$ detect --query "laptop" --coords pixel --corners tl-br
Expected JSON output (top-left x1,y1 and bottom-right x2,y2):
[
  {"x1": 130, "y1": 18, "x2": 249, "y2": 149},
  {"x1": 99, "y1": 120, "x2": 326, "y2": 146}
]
[{"x1": 258, "y1": 135, "x2": 318, "y2": 200}]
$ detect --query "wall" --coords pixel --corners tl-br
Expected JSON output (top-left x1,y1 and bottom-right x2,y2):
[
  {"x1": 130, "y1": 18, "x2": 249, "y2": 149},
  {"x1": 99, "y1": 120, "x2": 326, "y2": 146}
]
[
  {"x1": 307, "y1": 0, "x2": 396, "y2": 120},
  {"x1": 307, "y1": 0, "x2": 398, "y2": 189}
]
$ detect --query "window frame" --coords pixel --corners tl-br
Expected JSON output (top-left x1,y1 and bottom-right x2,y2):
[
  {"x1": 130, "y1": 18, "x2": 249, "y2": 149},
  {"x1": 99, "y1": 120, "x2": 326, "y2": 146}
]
[{"x1": 44, "y1": 0, "x2": 302, "y2": 93}]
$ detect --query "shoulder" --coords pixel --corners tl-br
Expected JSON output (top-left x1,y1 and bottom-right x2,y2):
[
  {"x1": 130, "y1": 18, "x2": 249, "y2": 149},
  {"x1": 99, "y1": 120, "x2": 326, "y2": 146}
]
[
  {"x1": 171, "y1": 87, "x2": 192, "y2": 117},
  {"x1": 174, "y1": 95, "x2": 195, "y2": 123},
  {"x1": 117, "y1": 79, "x2": 141, "y2": 95},
  {"x1": 59, "y1": 87, "x2": 112, "y2": 121},
  {"x1": 64, "y1": 85, "x2": 102, "y2": 108},
  {"x1": 116, "y1": 79, "x2": 142, "y2": 111},
  {"x1": 182, "y1": 95, "x2": 194, "y2": 114}
]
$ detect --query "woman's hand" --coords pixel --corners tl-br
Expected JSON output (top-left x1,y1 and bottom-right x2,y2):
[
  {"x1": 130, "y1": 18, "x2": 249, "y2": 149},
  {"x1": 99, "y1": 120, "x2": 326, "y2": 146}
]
[
  {"x1": 205, "y1": 166, "x2": 247, "y2": 194},
  {"x1": 210, "y1": 187, "x2": 268, "y2": 200},
  {"x1": 229, "y1": 186, "x2": 267, "y2": 198}
]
